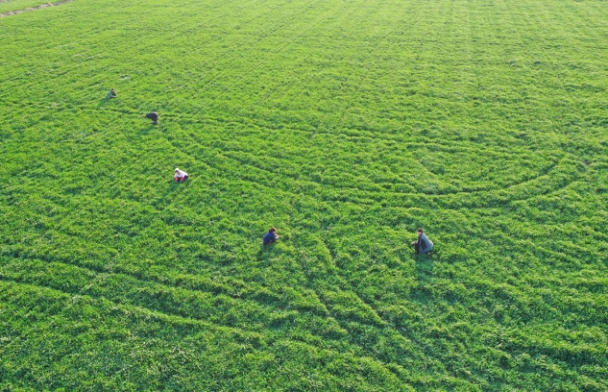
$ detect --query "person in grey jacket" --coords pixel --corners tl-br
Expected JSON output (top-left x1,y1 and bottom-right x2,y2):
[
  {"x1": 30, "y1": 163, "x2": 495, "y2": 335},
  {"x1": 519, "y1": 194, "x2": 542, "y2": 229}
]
[
  {"x1": 106, "y1": 88, "x2": 118, "y2": 99},
  {"x1": 412, "y1": 228, "x2": 433, "y2": 255}
]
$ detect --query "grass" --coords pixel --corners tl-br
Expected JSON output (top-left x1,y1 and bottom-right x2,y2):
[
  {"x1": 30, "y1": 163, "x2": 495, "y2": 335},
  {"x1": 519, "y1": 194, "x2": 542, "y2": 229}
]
[
  {"x1": 0, "y1": 0, "x2": 65, "y2": 14},
  {"x1": 1, "y1": 0, "x2": 607, "y2": 390}
]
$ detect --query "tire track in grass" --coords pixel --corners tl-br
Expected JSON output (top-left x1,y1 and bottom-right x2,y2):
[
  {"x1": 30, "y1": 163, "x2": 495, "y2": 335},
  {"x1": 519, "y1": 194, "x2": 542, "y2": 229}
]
[
  {"x1": 512, "y1": 0, "x2": 605, "y2": 149},
  {"x1": 0, "y1": 0, "x2": 73, "y2": 18},
  {"x1": 161, "y1": 131, "x2": 299, "y2": 198},
  {"x1": 284, "y1": 166, "x2": 584, "y2": 382},
  {"x1": 166, "y1": 121, "x2": 398, "y2": 197},
  {"x1": 489, "y1": 226, "x2": 605, "y2": 269},
  {"x1": 312, "y1": 234, "x2": 451, "y2": 382},
  {"x1": 244, "y1": 0, "x2": 377, "y2": 109},
  {"x1": 164, "y1": 127, "x2": 398, "y2": 200},
  {"x1": 410, "y1": 144, "x2": 558, "y2": 192},
  {"x1": 335, "y1": 8, "x2": 422, "y2": 131},
  {"x1": 206, "y1": 0, "x2": 351, "y2": 107},
  {"x1": 273, "y1": 1, "x2": 421, "y2": 137},
  {"x1": 169, "y1": 129, "x2": 578, "y2": 213},
  {"x1": 1, "y1": 106, "x2": 580, "y2": 210},
  {"x1": 498, "y1": 0, "x2": 562, "y2": 149},
  {"x1": 0, "y1": 178, "x2": 342, "y2": 336},
  {"x1": 0, "y1": 0, "x2": 265, "y2": 99},
  {"x1": 247, "y1": 0, "x2": 390, "y2": 132},
  {"x1": 310, "y1": 220, "x2": 499, "y2": 386},
  {"x1": 71, "y1": 115, "x2": 430, "y2": 380},
  {"x1": 0, "y1": 276, "x2": 418, "y2": 385},
  {"x1": 161, "y1": 125, "x2": 304, "y2": 189},
  {"x1": 249, "y1": 1, "x2": 420, "y2": 198},
  {"x1": 2, "y1": 241, "x2": 332, "y2": 321},
  {"x1": 279, "y1": 184, "x2": 441, "y2": 383},
  {"x1": 186, "y1": 0, "x2": 326, "y2": 98},
  {"x1": 162, "y1": 103, "x2": 578, "y2": 203},
  {"x1": 3, "y1": 96, "x2": 560, "y2": 153},
  {"x1": 0, "y1": 254, "x2": 340, "y2": 343},
  {"x1": 0, "y1": 277, "x2": 272, "y2": 342},
  {"x1": 314, "y1": 230, "x2": 506, "y2": 388},
  {"x1": 166, "y1": 0, "x2": 298, "y2": 94},
  {"x1": 30, "y1": 114, "x2": 299, "y2": 209},
  {"x1": 271, "y1": 240, "x2": 421, "y2": 385},
  {"x1": 0, "y1": 275, "x2": 251, "y2": 333}
]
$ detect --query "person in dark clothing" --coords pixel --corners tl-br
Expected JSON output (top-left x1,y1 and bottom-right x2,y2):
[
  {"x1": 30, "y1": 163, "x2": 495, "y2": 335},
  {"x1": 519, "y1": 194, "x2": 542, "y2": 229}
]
[
  {"x1": 145, "y1": 112, "x2": 159, "y2": 125},
  {"x1": 412, "y1": 228, "x2": 433, "y2": 255},
  {"x1": 106, "y1": 88, "x2": 118, "y2": 99},
  {"x1": 263, "y1": 228, "x2": 279, "y2": 246}
]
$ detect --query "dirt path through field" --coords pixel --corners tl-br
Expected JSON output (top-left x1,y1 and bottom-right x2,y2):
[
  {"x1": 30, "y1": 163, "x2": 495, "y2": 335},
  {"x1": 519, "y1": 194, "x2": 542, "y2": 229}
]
[{"x1": 0, "y1": 0, "x2": 73, "y2": 17}]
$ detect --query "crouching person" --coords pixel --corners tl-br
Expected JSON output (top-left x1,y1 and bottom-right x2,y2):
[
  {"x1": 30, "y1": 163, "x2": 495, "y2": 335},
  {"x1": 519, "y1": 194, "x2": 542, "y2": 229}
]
[
  {"x1": 106, "y1": 88, "x2": 118, "y2": 99},
  {"x1": 263, "y1": 228, "x2": 279, "y2": 246},
  {"x1": 412, "y1": 228, "x2": 433, "y2": 255},
  {"x1": 174, "y1": 168, "x2": 189, "y2": 182},
  {"x1": 145, "y1": 112, "x2": 159, "y2": 125}
]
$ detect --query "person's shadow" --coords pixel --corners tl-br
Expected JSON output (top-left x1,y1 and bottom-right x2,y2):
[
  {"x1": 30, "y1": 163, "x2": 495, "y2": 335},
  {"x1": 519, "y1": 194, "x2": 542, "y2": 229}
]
[
  {"x1": 415, "y1": 254, "x2": 435, "y2": 279},
  {"x1": 410, "y1": 254, "x2": 435, "y2": 305},
  {"x1": 150, "y1": 179, "x2": 190, "y2": 211},
  {"x1": 97, "y1": 97, "x2": 119, "y2": 108},
  {"x1": 140, "y1": 124, "x2": 157, "y2": 135},
  {"x1": 257, "y1": 242, "x2": 276, "y2": 258}
]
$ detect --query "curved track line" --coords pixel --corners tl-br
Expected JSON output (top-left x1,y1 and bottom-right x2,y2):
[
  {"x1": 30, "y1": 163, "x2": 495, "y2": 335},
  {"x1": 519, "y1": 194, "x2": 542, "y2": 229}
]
[
  {"x1": 0, "y1": 269, "x2": 321, "y2": 340},
  {"x1": 0, "y1": 276, "x2": 266, "y2": 338},
  {"x1": 3, "y1": 246, "x2": 332, "y2": 318},
  {"x1": 283, "y1": 237, "x2": 433, "y2": 384},
  {"x1": 0, "y1": 276, "x2": 416, "y2": 380},
  {"x1": 0, "y1": 0, "x2": 73, "y2": 18},
  {"x1": 174, "y1": 126, "x2": 576, "y2": 201}
]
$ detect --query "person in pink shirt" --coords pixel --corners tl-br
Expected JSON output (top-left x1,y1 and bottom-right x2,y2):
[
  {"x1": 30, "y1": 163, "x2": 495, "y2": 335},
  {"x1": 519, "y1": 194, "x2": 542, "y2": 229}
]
[{"x1": 174, "y1": 168, "x2": 189, "y2": 182}]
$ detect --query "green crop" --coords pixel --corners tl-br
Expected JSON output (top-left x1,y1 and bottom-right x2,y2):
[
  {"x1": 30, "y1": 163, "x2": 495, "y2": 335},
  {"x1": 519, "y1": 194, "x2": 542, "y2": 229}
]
[
  {"x1": 0, "y1": 0, "x2": 59, "y2": 15},
  {"x1": 1, "y1": 0, "x2": 607, "y2": 390}
]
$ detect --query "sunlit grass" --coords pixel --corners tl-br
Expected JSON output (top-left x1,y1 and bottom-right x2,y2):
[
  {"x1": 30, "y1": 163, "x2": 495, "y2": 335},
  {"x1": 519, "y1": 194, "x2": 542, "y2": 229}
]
[{"x1": 0, "y1": 0, "x2": 607, "y2": 390}]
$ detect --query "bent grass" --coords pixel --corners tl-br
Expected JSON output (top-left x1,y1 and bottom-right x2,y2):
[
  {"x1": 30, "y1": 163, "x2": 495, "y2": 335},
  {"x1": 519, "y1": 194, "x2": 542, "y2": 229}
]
[{"x1": 0, "y1": 0, "x2": 607, "y2": 390}]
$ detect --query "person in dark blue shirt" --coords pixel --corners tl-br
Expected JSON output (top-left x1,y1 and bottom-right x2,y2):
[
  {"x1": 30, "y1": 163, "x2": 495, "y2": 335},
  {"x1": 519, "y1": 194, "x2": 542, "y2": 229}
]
[
  {"x1": 412, "y1": 228, "x2": 433, "y2": 255},
  {"x1": 263, "y1": 228, "x2": 279, "y2": 245},
  {"x1": 145, "y1": 112, "x2": 159, "y2": 125}
]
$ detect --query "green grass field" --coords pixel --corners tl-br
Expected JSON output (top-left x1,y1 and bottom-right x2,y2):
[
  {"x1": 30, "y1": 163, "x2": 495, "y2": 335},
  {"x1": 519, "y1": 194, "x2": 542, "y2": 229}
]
[
  {"x1": 1, "y1": 0, "x2": 607, "y2": 390},
  {"x1": 1, "y1": 0, "x2": 76, "y2": 15}
]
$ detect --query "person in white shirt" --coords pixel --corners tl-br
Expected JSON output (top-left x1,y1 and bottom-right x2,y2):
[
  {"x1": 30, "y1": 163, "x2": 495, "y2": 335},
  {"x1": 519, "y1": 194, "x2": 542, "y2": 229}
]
[{"x1": 174, "y1": 168, "x2": 189, "y2": 182}]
